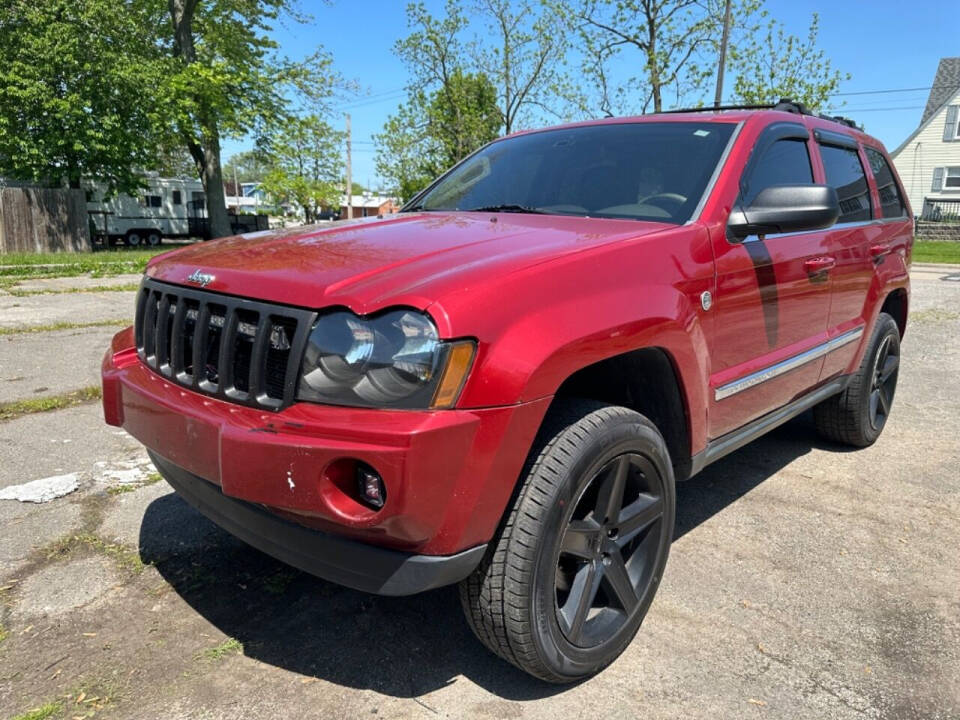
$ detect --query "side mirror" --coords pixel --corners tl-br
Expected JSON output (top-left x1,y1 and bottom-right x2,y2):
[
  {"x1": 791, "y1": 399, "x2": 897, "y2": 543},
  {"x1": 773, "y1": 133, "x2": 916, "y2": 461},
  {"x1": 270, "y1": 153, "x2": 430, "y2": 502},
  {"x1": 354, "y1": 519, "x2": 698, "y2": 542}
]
[{"x1": 728, "y1": 184, "x2": 839, "y2": 241}]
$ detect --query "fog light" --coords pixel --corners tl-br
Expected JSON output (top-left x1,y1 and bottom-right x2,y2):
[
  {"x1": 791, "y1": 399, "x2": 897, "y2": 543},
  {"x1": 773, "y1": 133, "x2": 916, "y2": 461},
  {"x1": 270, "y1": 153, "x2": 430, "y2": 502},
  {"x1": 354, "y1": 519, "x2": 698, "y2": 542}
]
[{"x1": 356, "y1": 463, "x2": 385, "y2": 509}]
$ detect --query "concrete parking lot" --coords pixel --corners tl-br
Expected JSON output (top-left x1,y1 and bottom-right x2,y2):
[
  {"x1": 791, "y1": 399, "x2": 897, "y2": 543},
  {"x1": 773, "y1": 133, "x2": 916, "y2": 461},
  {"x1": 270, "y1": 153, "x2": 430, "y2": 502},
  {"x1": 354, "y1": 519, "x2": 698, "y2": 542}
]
[{"x1": 1, "y1": 266, "x2": 958, "y2": 720}]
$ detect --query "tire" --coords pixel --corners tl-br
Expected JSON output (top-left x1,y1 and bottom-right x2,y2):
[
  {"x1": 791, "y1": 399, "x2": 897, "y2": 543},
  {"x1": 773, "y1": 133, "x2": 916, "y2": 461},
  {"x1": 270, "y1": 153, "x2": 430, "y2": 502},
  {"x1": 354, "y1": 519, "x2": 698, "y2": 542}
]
[
  {"x1": 813, "y1": 312, "x2": 901, "y2": 447},
  {"x1": 125, "y1": 231, "x2": 143, "y2": 247},
  {"x1": 145, "y1": 231, "x2": 162, "y2": 246},
  {"x1": 459, "y1": 399, "x2": 676, "y2": 683}
]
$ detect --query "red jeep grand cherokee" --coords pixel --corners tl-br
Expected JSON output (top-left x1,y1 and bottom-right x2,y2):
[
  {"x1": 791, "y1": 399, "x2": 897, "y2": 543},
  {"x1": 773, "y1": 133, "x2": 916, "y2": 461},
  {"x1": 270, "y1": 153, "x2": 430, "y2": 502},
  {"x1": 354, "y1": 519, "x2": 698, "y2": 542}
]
[{"x1": 102, "y1": 101, "x2": 911, "y2": 682}]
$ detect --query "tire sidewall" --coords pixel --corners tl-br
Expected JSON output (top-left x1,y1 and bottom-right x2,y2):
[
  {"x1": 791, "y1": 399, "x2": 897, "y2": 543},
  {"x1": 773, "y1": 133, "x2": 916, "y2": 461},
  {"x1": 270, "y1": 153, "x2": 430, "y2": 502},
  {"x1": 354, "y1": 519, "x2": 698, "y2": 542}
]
[
  {"x1": 526, "y1": 414, "x2": 676, "y2": 680},
  {"x1": 857, "y1": 314, "x2": 900, "y2": 443}
]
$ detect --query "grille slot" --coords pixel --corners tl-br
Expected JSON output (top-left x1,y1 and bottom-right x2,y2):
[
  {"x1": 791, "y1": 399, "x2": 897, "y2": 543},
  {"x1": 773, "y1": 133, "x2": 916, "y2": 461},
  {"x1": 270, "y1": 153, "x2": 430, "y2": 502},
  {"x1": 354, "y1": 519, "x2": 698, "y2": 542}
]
[{"x1": 135, "y1": 278, "x2": 316, "y2": 411}]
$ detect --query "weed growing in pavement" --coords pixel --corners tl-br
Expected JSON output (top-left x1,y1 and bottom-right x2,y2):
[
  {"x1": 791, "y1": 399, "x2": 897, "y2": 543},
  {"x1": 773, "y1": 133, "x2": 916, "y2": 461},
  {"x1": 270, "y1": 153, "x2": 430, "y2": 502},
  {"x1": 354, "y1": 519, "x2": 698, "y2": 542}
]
[
  {"x1": 0, "y1": 386, "x2": 102, "y2": 422},
  {"x1": 198, "y1": 637, "x2": 243, "y2": 661}
]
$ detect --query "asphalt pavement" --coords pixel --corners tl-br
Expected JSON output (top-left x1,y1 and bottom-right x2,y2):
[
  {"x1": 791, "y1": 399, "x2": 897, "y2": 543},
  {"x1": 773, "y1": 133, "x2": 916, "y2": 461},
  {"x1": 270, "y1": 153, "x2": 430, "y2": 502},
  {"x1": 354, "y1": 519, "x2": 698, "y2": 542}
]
[{"x1": 0, "y1": 267, "x2": 957, "y2": 719}]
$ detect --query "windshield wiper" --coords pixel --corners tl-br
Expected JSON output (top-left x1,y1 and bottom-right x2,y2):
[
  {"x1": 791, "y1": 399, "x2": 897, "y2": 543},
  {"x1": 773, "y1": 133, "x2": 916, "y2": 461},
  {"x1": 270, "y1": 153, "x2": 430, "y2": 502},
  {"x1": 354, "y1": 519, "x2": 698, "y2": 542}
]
[{"x1": 465, "y1": 204, "x2": 546, "y2": 214}]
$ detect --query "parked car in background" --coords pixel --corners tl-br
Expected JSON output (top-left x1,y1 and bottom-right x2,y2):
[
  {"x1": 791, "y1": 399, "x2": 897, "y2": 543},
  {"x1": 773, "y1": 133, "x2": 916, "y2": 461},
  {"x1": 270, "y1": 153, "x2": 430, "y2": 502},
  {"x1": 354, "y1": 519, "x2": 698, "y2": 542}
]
[{"x1": 102, "y1": 100, "x2": 911, "y2": 682}]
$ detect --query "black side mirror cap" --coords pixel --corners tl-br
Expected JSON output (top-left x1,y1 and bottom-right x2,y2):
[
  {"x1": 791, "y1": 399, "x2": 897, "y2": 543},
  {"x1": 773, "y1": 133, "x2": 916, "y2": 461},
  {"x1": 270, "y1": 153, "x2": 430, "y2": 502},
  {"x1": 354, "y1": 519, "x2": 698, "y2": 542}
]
[{"x1": 728, "y1": 184, "x2": 840, "y2": 241}]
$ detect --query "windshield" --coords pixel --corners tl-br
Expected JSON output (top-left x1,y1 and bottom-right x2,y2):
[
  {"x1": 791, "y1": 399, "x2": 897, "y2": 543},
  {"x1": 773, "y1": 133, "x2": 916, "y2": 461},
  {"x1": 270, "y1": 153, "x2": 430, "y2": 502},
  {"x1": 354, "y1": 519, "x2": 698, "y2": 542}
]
[{"x1": 411, "y1": 121, "x2": 737, "y2": 224}]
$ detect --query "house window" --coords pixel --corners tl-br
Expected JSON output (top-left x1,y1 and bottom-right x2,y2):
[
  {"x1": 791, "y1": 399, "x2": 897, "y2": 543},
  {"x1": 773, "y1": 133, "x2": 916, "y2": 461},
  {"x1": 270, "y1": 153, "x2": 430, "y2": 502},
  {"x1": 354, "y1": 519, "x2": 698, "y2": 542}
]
[{"x1": 947, "y1": 167, "x2": 960, "y2": 189}]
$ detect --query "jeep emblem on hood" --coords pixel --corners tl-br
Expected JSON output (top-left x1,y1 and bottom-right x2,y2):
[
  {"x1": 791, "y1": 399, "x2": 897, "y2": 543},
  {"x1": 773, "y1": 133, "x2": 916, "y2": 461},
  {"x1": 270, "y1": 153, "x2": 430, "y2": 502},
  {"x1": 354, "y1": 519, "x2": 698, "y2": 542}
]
[{"x1": 186, "y1": 269, "x2": 215, "y2": 287}]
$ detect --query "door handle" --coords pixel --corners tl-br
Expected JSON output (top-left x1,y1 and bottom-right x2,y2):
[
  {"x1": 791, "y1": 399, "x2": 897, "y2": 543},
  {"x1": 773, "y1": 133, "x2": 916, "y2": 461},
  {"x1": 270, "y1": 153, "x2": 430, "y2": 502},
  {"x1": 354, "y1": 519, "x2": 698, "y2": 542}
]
[
  {"x1": 804, "y1": 256, "x2": 836, "y2": 274},
  {"x1": 869, "y1": 244, "x2": 891, "y2": 264}
]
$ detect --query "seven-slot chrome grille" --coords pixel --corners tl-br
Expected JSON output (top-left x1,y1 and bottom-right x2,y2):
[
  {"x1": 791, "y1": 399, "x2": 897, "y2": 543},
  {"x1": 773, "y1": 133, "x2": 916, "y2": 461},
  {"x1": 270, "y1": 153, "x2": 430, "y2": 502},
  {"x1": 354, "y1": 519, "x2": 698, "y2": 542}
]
[{"x1": 134, "y1": 278, "x2": 316, "y2": 410}]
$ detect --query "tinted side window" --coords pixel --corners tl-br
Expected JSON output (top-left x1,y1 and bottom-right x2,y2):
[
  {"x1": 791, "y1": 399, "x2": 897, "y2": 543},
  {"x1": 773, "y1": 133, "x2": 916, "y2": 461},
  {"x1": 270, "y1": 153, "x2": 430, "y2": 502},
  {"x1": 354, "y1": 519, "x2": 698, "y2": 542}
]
[
  {"x1": 742, "y1": 139, "x2": 813, "y2": 205},
  {"x1": 819, "y1": 144, "x2": 872, "y2": 222},
  {"x1": 865, "y1": 148, "x2": 905, "y2": 218}
]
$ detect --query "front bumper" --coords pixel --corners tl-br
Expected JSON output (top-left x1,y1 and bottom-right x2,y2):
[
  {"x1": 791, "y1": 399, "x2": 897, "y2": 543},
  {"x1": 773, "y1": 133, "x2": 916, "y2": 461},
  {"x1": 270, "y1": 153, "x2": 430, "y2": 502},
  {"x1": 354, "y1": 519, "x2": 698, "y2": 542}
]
[
  {"x1": 149, "y1": 451, "x2": 487, "y2": 595},
  {"x1": 102, "y1": 327, "x2": 550, "y2": 570}
]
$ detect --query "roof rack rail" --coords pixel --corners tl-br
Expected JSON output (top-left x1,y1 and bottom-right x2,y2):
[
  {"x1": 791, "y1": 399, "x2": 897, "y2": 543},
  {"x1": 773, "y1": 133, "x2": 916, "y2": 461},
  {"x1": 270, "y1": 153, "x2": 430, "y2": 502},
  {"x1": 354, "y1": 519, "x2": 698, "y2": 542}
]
[
  {"x1": 656, "y1": 98, "x2": 861, "y2": 131},
  {"x1": 657, "y1": 103, "x2": 775, "y2": 114}
]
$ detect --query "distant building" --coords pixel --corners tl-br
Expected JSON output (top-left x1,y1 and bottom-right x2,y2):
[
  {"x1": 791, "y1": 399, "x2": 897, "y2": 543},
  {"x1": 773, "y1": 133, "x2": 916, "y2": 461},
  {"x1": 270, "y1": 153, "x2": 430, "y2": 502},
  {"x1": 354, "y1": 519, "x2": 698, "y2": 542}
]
[
  {"x1": 891, "y1": 57, "x2": 960, "y2": 216},
  {"x1": 339, "y1": 192, "x2": 400, "y2": 219}
]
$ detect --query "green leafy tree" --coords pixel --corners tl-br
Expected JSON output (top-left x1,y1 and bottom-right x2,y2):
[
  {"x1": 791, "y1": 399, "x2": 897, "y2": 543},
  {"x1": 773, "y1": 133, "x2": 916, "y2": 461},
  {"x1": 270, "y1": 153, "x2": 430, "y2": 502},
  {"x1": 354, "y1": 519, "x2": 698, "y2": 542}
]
[
  {"x1": 729, "y1": 13, "x2": 849, "y2": 111},
  {"x1": 224, "y1": 150, "x2": 273, "y2": 184},
  {"x1": 260, "y1": 115, "x2": 343, "y2": 224},
  {"x1": 0, "y1": 1, "x2": 167, "y2": 192},
  {"x1": 155, "y1": 0, "x2": 338, "y2": 237},
  {"x1": 563, "y1": 0, "x2": 719, "y2": 114},
  {"x1": 472, "y1": 0, "x2": 573, "y2": 133},
  {"x1": 376, "y1": 71, "x2": 500, "y2": 201}
]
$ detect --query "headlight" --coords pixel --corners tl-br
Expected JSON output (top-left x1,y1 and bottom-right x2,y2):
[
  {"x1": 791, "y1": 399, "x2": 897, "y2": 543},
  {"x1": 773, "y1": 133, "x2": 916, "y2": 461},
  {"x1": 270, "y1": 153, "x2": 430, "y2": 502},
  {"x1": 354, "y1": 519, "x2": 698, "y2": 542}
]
[{"x1": 297, "y1": 308, "x2": 475, "y2": 409}]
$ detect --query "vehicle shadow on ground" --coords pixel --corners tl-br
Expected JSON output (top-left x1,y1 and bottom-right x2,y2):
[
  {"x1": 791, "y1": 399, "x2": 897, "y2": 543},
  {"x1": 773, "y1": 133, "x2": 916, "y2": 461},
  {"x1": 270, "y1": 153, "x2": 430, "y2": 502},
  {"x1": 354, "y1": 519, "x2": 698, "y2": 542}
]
[{"x1": 140, "y1": 412, "x2": 843, "y2": 700}]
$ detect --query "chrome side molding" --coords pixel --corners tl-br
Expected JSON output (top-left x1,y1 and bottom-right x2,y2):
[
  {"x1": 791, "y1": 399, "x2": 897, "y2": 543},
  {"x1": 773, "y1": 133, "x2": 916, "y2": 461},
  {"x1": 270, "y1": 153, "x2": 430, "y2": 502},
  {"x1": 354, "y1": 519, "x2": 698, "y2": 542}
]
[{"x1": 714, "y1": 326, "x2": 864, "y2": 401}]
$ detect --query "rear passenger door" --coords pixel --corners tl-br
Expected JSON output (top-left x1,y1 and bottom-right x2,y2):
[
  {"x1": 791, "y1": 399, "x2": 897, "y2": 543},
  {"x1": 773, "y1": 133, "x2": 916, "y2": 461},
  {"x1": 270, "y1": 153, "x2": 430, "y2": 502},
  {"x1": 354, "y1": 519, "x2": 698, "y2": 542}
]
[
  {"x1": 708, "y1": 123, "x2": 834, "y2": 438},
  {"x1": 817, "y1": 138, "x2": 910, "y2": 380}
]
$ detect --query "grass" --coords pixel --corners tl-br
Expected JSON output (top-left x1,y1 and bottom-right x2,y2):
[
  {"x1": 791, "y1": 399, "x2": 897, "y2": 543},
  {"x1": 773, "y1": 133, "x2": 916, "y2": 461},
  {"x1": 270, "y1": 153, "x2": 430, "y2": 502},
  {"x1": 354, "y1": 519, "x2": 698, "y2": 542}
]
[
  {"x1": 0, "y1": 320, "x2": 128, "y2": 337},
  {"x1": 913, "y1": 240, "x2": 960, "y2": 264},
  {"x1": 198, "y1": 637, "x2": 243, "y2": 661},
  {"x1": 6, "y1": 283, "x2": 141, "y2": 297},
  {"x1": 42, "y1": 532, "x2": 145, "y2": 574},
  {"x1": 0, "y1": 247, "x2": 172, "y2": 280},
  {"x1": 910, "y1": 308, "x2": 960, "y2": 324},
  {"x1": 9, "y1": 702, "x2": 63, "y2": 720},
  {"x1": 0, "y1": 386, "x2": 102, "y2": 422},
  {"x1": 0, "y1": 622, "x2": 7, "y2": 645},
  {"x1": 106, "y1": 471, "x2": 162, "y2": 496}
]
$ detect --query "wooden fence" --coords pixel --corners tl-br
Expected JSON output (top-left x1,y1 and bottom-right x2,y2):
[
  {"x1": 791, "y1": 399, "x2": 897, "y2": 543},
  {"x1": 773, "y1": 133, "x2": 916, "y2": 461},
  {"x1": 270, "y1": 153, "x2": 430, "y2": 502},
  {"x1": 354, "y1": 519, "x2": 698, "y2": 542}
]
[{"x1": 0, "y1": 187, "x2": 91, "y2": 253}]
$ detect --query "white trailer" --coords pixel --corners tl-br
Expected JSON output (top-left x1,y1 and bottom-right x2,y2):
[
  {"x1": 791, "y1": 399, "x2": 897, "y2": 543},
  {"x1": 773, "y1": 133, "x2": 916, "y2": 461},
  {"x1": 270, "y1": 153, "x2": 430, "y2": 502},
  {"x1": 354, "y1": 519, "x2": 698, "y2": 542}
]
[{"x1": 85, "y1": 175, "x2": 208, "y2": 246}]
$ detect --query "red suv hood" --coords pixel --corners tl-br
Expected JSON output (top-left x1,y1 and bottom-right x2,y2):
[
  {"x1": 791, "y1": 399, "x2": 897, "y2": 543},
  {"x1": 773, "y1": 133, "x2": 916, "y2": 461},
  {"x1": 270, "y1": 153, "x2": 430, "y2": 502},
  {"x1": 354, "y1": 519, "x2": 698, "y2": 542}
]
[{"x1": 147, "y1": 212, "x2": 672, "y2": 313}]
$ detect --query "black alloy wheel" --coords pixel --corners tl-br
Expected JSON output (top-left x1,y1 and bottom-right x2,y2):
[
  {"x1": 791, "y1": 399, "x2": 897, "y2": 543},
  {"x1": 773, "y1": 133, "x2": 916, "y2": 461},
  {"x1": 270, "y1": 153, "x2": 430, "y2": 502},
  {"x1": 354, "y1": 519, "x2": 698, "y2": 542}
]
[
  {"x1": 813, "y1": 311, "x2": 901, "y2": 447},
  {"x1": 868, "y1": 333, "x2": 899, "y2": 432},
  {"x1": 554, "y1": 452, "x2": 665, "y2": 648},
  {"x1": 460, "y1": 400, "x2": 676, "y2": 682}
]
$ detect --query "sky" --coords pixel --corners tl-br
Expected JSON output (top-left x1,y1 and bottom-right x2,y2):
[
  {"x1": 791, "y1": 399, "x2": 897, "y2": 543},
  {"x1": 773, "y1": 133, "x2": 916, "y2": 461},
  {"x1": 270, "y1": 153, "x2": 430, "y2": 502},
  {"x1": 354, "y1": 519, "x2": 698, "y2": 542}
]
[{"x1": 221, "y1": 0, "x2": 960, "y2": 189}]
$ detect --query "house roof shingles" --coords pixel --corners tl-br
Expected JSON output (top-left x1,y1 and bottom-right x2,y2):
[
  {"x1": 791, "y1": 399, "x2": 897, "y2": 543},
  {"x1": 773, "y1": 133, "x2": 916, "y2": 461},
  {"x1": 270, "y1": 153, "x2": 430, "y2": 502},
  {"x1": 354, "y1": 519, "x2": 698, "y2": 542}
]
[{"x1": 921, "y1": 57, "x2": 960, "y2": 125}]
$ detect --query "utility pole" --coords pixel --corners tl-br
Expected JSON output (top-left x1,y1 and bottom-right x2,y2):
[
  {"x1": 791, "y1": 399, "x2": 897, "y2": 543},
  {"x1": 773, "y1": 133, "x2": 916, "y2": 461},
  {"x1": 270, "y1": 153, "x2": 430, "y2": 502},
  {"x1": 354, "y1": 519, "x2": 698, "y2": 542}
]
[
  {"x1": 714, "y1": 0, "x2": 732, "y2": 108},
  {"x1": 345, "y1": 113, "x2": 353, "y2": 220},
  {"x1": 233, "y1": 165, "x2": 240, "y2": 211}
]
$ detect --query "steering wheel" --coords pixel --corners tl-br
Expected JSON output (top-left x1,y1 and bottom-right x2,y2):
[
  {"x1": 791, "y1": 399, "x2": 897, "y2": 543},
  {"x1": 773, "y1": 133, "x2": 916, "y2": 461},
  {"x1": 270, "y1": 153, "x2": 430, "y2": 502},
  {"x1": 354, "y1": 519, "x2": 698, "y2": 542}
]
[{"x1": 640, "y1": 193, "x2": 687, "y2": 213}]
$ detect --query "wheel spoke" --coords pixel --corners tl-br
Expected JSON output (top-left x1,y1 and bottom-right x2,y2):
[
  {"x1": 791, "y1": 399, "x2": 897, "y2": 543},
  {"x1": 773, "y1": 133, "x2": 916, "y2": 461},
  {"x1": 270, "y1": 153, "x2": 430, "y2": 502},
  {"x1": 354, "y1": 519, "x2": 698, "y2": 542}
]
[
  {"x1": 601, "y1": 553, "x2": 638, "y2": 613},
  {"x1": 560, "y1": 520, "x2": 600, "y2": 559},
  {"x1": 594, "y1": 455, "x2": 629, "y2": 524},
  {"x1": 877, "y1": 384, "x2": 891, "y2": 415},
  {"x1": 877, "y1": 337, "x2": 890, "y2": 368},
  {"x1": 559, "y1": 562, "x2": 602, "y2": 643},
  {"x1": 869, "y1": 389, "x2": 880, "y2": 422},
  {"x1": 615, "y1": 494, "x2": 663, "y2": 546},
  {"x1": 878, "y1": 354, "x2": 899, "y2": 386}
]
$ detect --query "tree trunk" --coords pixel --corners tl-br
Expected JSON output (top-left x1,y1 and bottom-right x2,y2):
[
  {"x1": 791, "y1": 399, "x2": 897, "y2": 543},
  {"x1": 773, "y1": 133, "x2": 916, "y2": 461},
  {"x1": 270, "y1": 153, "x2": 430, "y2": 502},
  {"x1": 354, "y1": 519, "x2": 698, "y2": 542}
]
[
  {"x1": 196, "y1": 136, "x2": 231, "y2": 239},
  {"x1": 169, "y1": 0, "x2": 231, "y2": 239}
]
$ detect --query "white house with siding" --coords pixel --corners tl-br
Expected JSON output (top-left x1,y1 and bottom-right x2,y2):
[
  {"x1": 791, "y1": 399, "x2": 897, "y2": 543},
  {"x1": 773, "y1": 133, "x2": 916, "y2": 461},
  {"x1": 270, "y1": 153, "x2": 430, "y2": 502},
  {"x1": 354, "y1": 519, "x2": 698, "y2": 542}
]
[{"x1": 891, "y1": 57, "x2": 960, "y2": 217}]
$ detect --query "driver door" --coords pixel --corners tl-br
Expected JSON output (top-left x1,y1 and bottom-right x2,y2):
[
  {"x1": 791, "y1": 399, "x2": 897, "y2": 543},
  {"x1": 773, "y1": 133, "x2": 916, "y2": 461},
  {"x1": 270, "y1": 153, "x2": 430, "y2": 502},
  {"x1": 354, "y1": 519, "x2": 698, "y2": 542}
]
[{"x1": 708, "y1": 123, "x2": 835, "y2": 438}]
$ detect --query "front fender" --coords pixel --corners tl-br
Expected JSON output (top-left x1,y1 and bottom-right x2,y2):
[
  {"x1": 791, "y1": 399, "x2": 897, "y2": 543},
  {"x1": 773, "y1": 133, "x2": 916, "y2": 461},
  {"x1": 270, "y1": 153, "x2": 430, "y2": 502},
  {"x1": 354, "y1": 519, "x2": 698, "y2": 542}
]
[{"x1": 430, "y1": 227, "x2": 715, "y2": 456}]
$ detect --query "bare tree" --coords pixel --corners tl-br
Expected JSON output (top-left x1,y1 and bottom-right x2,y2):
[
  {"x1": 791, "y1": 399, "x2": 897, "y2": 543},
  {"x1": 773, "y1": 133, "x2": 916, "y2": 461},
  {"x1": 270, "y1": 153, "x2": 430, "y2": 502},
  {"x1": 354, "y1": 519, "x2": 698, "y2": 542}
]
[
  {"x1": 472, "y1": 0, "x2": 571, "y2": 133},
  {"x1": 565, "y1": 0, "x2": 717, "y2": 114}
]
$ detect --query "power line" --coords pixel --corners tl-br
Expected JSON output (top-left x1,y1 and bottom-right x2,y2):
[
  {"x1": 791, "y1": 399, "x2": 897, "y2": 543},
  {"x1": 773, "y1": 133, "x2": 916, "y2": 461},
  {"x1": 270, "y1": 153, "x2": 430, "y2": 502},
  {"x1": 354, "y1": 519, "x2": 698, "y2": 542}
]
[
  {"x1": 825, "y1": 106, "x2": 924, "y2": 113},
  {"x1": 828, "y1": 84, "x2": 954, "y2": 98}
]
